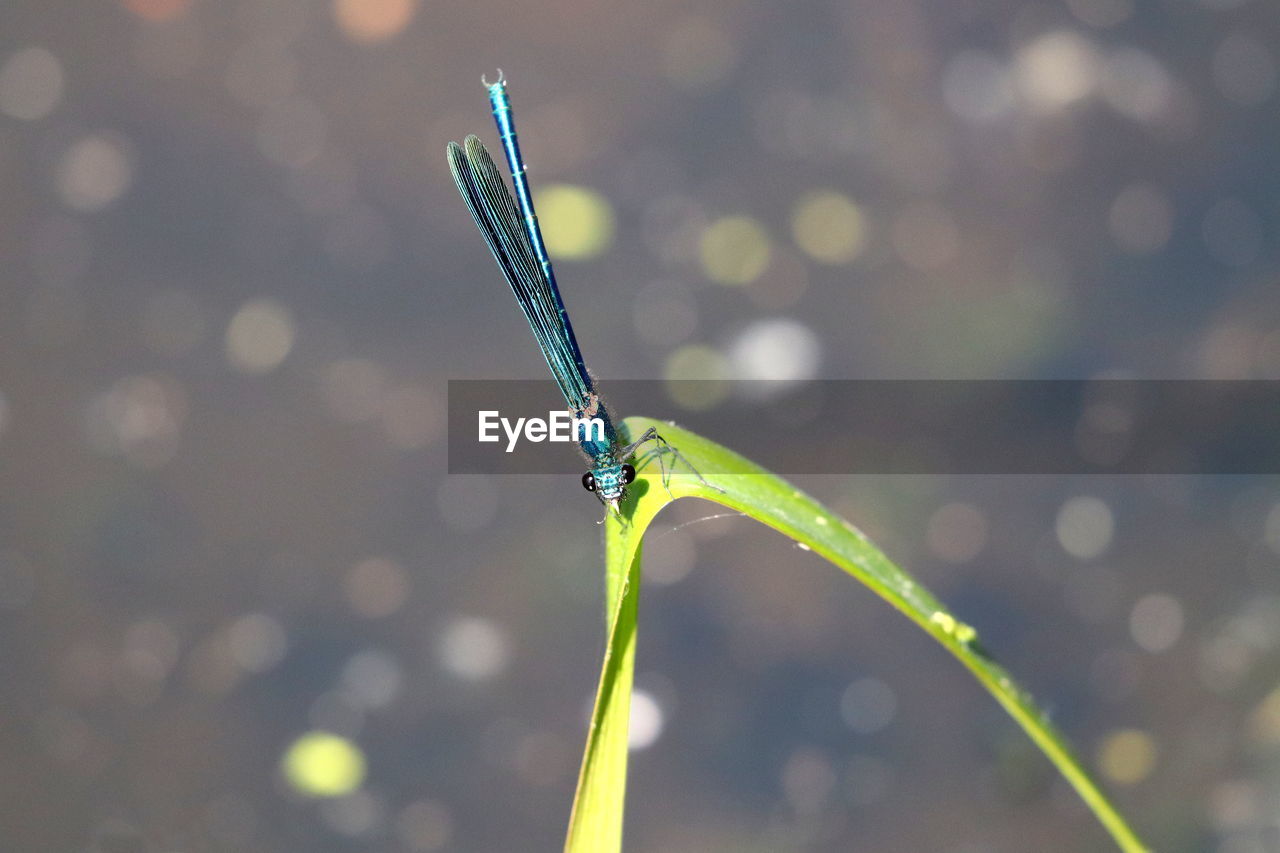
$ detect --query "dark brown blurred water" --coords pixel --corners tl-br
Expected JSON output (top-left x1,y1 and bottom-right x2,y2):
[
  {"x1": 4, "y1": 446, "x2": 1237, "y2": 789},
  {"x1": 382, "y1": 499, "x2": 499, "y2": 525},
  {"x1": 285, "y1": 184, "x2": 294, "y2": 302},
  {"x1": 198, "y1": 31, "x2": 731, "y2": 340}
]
[{"x1": 1, "y1": 0, "x2": 1278, "y2": 850}]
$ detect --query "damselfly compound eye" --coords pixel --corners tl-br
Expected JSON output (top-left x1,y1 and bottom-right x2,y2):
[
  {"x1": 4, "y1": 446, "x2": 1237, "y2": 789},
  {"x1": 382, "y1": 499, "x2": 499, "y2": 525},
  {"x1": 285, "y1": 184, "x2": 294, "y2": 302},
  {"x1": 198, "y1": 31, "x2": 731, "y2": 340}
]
[
  {"x1": 621, "y1": 463, "x2": 636, "y2": 484},
  {"x1": 582, "y1": 472, "x2": 596, "y2": 492}
]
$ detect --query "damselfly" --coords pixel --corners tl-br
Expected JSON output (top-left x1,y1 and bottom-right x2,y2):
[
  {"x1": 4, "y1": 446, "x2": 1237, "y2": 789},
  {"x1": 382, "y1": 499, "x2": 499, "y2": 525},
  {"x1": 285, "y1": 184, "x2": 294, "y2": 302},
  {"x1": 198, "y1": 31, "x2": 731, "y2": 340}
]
[{"x1": 447, "y1": 72, "x2": 705, "y2": 516}]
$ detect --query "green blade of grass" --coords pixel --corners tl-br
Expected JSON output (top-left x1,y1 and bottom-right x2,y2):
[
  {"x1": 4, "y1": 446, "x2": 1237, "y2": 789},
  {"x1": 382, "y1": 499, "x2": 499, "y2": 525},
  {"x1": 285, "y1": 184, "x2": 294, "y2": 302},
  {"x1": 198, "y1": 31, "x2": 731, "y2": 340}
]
[{"x1": 564, "y1": 416, "x2": 1149, "y2": 853}]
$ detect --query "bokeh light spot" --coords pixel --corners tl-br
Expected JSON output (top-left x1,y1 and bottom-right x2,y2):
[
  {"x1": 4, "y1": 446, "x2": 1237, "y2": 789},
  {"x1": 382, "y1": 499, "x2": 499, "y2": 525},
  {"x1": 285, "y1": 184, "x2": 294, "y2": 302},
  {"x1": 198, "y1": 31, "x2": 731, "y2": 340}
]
[
  {"x1": 628, "y1": 690, "x2": 665, "y2": 750},
  {"x1": 1097, "y1": 728, "x2": 1157, "y2": 785},
  {"x1": 840, "y1": 677, "x2": 898, "y2": 734},
  {"x1": 534, "y1": 184, "x2": 615, "y2": 261},
  {"x1": 225, "y1": 298, "x2": 295, "y2": 374},
  {"x1": 661, "y1": 18, "x2": 739, "y2": 92},
  {"x1": 437, "y1": 616, "x2": 510, "y2": 681},
  {"x1": 83, "y1": 373, "x2": 187, "y2": 468},
  {"x1": 0, "y1": 47, "x2": 65, "y2": 121},
  {"x1": 1016, "y1": 31, "x2": 1100, "y2": 111},
  {"x1": 1129, "y1": 593, "x2": 1184, "y2": 653},
  {"x1": 56, "y1": 134, "x2": 133, "y2": 212},
  {"x1": 226, "y1": 613, "x2": 288, "y2": 673},
  {"x1": 1056, "y1": 495, "x2": 1114, "y2": 559},
  {"x1": 727, "y1": 318, "x2": 820, "y2": 383},
  {"x1": 333, "y1": 0, "x2": 419, "y2": 44},
  {"x1": 699, "y1": 216, "x2": 771, "y2": 285},
  {"x1": 791, "y1": 191, "x2": 867, "y2": 264},
  {"x1": 282, "y1": 732, "x2": 367, "y2": 797},
  {"x1": 663, "y1": 344, "x2": 730, "y2": 411},
  {"x1": 345, "y1": 556, "x2": 411, "y2": 619}
]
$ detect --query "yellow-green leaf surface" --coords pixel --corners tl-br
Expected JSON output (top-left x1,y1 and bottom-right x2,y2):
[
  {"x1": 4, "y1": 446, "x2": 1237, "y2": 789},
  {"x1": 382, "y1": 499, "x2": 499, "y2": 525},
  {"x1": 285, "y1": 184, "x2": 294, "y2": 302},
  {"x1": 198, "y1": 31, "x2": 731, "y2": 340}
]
[{"x1": 564, "y1": 417, "x2": 1149, "y2": 853}]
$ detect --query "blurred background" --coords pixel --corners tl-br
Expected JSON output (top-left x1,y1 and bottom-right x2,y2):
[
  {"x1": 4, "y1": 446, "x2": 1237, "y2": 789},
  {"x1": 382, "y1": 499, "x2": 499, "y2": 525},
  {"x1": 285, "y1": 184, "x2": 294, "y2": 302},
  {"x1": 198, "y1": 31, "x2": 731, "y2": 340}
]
[{"x1": 1, "y1": 0, "x2": 1278, "y2": 850}]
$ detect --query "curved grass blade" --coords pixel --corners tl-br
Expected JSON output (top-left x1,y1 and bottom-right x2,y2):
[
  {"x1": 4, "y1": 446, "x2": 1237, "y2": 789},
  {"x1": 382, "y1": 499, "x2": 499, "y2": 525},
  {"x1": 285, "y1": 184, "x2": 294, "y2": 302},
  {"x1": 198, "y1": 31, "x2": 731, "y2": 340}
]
[{"x1": 564, "y1": 416, "x2": 1150, "y2": 853}]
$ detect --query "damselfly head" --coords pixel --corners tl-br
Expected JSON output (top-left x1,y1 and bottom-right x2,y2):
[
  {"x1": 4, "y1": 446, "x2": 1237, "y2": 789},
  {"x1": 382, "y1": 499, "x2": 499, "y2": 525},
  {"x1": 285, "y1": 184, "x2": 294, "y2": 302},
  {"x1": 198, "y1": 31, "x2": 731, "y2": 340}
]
[{"x1": 582, "y1": 462, "x2": 636, "y2": 504}]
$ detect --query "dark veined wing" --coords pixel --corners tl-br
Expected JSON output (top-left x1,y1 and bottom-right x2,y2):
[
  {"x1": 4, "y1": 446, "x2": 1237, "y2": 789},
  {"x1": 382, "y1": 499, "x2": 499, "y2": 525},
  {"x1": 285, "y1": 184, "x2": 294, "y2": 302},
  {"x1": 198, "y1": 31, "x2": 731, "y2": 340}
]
[{"x1": 447, "y1": 134, "x2": 595, "y2": 411}]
